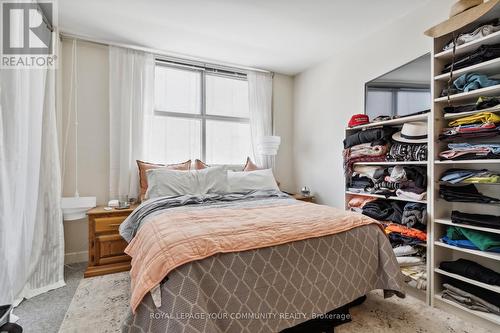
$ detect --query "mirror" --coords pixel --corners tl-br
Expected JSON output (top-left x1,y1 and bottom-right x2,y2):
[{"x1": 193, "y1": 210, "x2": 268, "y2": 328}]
[{"x1": 365, "y1": 53, "x2": 431, "y2": 119}]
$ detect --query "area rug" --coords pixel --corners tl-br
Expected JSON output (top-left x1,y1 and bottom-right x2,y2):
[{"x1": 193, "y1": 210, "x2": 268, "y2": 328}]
[{"x1": 59, "y1": 272, "x2": 494, "y2": 333}]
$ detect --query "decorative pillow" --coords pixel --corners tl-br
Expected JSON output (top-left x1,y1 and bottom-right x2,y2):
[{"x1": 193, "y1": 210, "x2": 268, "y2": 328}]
[
  {"x1": 137, "y1": 160, "x2": 191, "y2": 200},
  {"x1": 227, "y1": 169, "x2": 279, "y2": 193},
  {"x1": 194, "y1": 159, "x2": 208, "y2": 170},
  {"x1": 243, "y1": 157, "x2": 259, "y2": 171},
  {"x1": 145, "y1": 166, "x2": 228, "y2": 199}
]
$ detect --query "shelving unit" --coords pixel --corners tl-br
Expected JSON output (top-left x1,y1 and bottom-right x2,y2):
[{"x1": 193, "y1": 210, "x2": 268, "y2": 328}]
[
  {"x1": 343, "y1": 8, "x2": 500, "y2": 328},
  {"x1": 344, "y1": 113, "x2": 432, "y2": 303},
  {"x1": 429, "y1": 6, "x2": 500, "y2": 330},
  {"x1": 345, "y1": 191, "x2": 427, "y2": 204}
]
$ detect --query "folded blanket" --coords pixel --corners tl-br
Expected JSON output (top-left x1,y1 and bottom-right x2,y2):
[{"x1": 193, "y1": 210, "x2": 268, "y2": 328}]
[{"x1": 123, "y1": 197, "x2": 384, "y2": 313}]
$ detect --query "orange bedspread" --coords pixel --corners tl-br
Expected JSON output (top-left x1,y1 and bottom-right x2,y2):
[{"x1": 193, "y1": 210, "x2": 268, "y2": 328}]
[{"x1": 125, "y1": 201, "x2": 383, "y2": 312}]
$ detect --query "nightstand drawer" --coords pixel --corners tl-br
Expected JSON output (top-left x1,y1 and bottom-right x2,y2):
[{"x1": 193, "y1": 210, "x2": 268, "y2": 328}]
[
  {"x1": 95, "y1": 234, "x2": 129, "y2": 265},
  {"x1": 95, "y1": 216, "x2": 127, "y2": 233}
]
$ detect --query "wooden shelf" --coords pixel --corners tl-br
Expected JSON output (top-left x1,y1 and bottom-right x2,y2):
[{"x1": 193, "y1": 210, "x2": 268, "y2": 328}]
[
  {"x1": 434, "y1": 84, "x2": 500, "y2": 103},
  {"x1": 434, "y1": 218, "x2": 500, "y2": 235},
  {"x1": 345, "y1": 113, "x2": 428, "y2": 131},
  {"x1": 434, "y1": 57, "x2": 500, "y2": 81},
  {"x1": 435, "y1": 294, "x2": 500, "y2": 326},
  {"x1": 434, "y1": 30, "x2": 500, "y2": 61},
  {"x1": 434, "y1": 241, "x2": 500, "y2": 261},
  {"x1": 434, "y1": 268, "x2": 500, "y2": 294},
  {"x1": 443, "y1": 105, "x2": 500, "y2": 119},
  {"x1": 353, "y1": 161, "x2": 427, "y2": 166},
  {"x1": 345, "y1": 191, "x2": 427, "y2": 204}
]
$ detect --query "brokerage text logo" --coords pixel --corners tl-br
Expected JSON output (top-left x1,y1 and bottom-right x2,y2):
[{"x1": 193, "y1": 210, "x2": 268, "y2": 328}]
[{"x1": 1, "y1": 0, "x2": 57, "y2": 68}]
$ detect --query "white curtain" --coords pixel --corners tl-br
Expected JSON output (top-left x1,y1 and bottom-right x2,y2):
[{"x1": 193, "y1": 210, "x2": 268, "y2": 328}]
[
  {"x1": 109, "y1": 47, "x2": 155, "y2": 200},
  {"x1": 0, "y1": 46, "x2": 64, "y2": 304},
  {"x1": 248, "y1": 71, "x2": 273, "y2": 169}
]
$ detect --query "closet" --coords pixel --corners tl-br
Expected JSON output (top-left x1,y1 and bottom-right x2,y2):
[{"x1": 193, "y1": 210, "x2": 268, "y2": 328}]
[
  {"x1": 430, "y1": 6, "x2": 500, "y2": 329},
  {"x1": 344, "y1": 4, "x2": 500, "y2": 329},
  {"x1": 344, "y1": 115, "x2": 431, "y2": 304}
]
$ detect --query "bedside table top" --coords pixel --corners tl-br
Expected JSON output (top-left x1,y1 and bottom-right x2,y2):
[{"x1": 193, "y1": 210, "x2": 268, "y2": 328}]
[
  {"x1": 87, "y1": 204, "x2": 139, "y2": 215},
  {"x1": 291, "y1": 193, "x2": 315, "y2": 201}
]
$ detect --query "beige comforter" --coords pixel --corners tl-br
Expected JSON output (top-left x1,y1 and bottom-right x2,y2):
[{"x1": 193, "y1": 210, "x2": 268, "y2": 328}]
[{"x1": 125, "y1": 200, "x2": 382, "y2": 312}]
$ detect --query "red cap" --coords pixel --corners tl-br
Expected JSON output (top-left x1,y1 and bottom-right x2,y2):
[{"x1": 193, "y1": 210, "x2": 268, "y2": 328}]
[{"x1": 348, "y1": 114, "x2": 369, "y2": 127}]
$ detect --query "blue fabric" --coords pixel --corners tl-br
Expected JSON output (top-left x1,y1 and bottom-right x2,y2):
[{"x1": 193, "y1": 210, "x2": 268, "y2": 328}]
[
  {"x1": 453, "y1": 73, "x2": 500, "y2": 92},
  {"x1": 441, "y1": 236, "x2": 500, "y2": 253},
  {"x1": 448, "y1": 143, "x2": 500, "y2": 154},
  {"x1": 440, "y1": 170, "x2": 483, "y2": 184}
]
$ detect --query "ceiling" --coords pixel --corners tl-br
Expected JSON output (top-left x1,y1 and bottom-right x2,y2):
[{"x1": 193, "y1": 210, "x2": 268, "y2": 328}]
[{"x1": 59, "y1": 0, "x2": 427, "y2": 75}]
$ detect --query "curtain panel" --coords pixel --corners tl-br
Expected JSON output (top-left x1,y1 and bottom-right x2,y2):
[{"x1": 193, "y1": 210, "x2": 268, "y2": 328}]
[
  {"x1": 0, "y1": 38, "x2": 64, "y2": 304},
  {"x1": 248, "y1": 71, "x2": 273, "y2": 169},
  {"x1": 109, "y1": 47, "x2": 155, "y2": 200}
]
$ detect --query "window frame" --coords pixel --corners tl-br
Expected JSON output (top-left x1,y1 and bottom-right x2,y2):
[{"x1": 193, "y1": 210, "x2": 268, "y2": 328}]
[
  {"x1": 154, "y1": 60, "x2": 251, "y2": 163},
  {"x1": 365, "y1": 86, "x2": 430, "y2": 117}
]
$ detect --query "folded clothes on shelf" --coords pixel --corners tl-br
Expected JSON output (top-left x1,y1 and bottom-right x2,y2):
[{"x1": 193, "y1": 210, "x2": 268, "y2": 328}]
[
  {"x1": 439, "y1": 112, "x2": 500, "y2": 140},
  {"x1": 441, "y1": 73, "x2": 500, "y2": 97},
  {"x1": 352, "y1": 165, "x2": 386, "y2": 181},
  {"x1": 361, "y1": 199, "x2": 404, "y2": 223},
  {"x1": 442, "y1": 226, "x2": 500, "y2": 252},
  {"x1": 348, "y1": 165, "x2": 427, "y2": 200},
  {"x1": 443, "y1": 96, "x2": 500, "y2": 114},
  {"x1": 439, "y1": 184, "x2": 500, "y2": 203},
  {"x1": 402, "y1": 203, "x2": 426, "y2": 230},
  {"x1": 440, "y1": 168, "x2": 500, "y2": 184},
  {"x1": 386, "y1": 142, "x2": 427, "y2": 162},
  {"x1": 449, "y1": 111, "x2": 500, "y2": 126},
  {"x1": 397, "y1": 256, "x2": 424, "y2": 267},
  {"x1": 343, "y1": 127, "x2": 395, "y2": 149},
  {"x1": 439, "y1": 126, "x2": 500, "y2": 141},
  {"x1": 439, "y1": 143, "x2": 500, "y2": 160},
  {"x1": 440, "y1": 258, "x2": 500, "y2": 286},
  {"x1": 347, "y1": 143, "x2": 388, "y2": 159},
  {"x1": 346, "y1": 195, "x2": 377, "y2": 213},
  {"x1": 396, "y1": 189, "x2": 427, "y2": 202},
  {"x1": 442, "y1": 281, "x2": 500, "y2": 315},
  {"x1": 442, "y1": 43, "x2": 500, "y2": 74},
  {"x1": 348, "y1": 175, "x2": 374, "y2": 190},
  {"x1": 401, "y1": 264, "x2": 427, "y2": 290},
  {"x1": 443, "y1": 21, "x2": 500, "y2": 51},
  {"x1": 389, "y1": 232, "x2": 425, "y2": 247},
  {"x1": 385, "y1": 223, "x2": 427, "y2": 242},
  {"x1": 451, "y1": 210, "x2": 500, "y2": 230},
  {"x1": 393, "y1": 245, "x2": 418, "y2": 256}
]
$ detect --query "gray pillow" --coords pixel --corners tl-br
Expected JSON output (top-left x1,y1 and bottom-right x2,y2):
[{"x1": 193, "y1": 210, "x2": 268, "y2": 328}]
[
  {"x1": 145, "y1": 166, "x2": 228, "y2": 199},
  {"x1": 227, "y1": 169, "x2": 279, "y2": 192}
]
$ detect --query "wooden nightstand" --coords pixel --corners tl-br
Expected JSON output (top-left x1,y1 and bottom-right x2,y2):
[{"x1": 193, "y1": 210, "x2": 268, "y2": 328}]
[
  {"x1": 84, "y1": 205, "x2": 137, "y2": 278},
  {"x1": 292, "y1": 194, "x2": 315, "y2": 203}
]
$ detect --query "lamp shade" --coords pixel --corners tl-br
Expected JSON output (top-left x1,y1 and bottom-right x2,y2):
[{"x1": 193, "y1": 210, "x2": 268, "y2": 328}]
[{"x1": 258, "y1": 136, "x2": 281, "y2": 156}]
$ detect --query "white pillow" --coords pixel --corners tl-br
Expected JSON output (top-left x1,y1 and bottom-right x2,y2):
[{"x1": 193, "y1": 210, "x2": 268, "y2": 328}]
[
  {"x1": 227, "y1": 169, "x2": 279, "y2": 192},
  {"x1": 145, "y1": 166, "x2": 228, "y2": 199}
]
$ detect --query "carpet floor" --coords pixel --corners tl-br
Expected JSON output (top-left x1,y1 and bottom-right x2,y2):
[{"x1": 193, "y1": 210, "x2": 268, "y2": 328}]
[
  {"x1": 13, "y1": 262, "x2": 86, "y2": 333},
  {"x1": 56, "y1": 271, "x2": 496, "y2": 333}
]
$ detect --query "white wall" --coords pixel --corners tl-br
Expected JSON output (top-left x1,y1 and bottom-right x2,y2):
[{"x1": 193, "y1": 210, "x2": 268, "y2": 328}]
[
  {"x1": 292, "y1": 0, "x2": 454, "y2": 208},
  {"x1": 59, "y1": 40, "x2": 295, "y2": 262}
]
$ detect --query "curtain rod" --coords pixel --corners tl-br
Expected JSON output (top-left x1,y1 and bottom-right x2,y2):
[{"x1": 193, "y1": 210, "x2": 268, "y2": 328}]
[{"x1": 59, "y1": 31, "x2": 272, "y2": 75}]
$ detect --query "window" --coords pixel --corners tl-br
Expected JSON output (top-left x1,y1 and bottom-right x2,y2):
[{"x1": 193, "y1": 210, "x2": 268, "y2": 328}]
[
  {"x1": 152, "y1": 62, "x2": 253, "y2": 165},
  {"x1": 366, "y1": 87, "x2": 430, "y2": 119}
]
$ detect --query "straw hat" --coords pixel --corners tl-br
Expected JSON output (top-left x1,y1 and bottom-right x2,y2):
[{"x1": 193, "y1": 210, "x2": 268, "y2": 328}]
[
  {"x1": 424, "y1": 0, "x2": 500, "y2": 37},
  {"x1": 392, "y1": 122, "x2": 428, "y2": 144}
]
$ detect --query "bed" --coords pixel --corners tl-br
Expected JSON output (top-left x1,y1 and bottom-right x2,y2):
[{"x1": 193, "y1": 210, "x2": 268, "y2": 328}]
[{"x1": 119, "y1": 188, "x2": 404, "y2": 333}]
